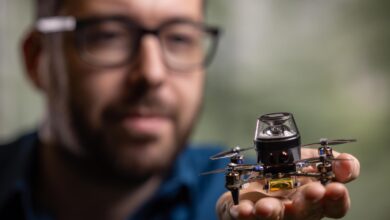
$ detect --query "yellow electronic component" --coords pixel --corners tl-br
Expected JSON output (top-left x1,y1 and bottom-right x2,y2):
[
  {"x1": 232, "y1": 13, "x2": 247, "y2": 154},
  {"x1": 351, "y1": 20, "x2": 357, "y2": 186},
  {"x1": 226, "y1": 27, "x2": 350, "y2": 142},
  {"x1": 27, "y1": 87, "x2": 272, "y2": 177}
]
[{"x1": 269, "y1": 178, "x2": 295, "y2": 192}]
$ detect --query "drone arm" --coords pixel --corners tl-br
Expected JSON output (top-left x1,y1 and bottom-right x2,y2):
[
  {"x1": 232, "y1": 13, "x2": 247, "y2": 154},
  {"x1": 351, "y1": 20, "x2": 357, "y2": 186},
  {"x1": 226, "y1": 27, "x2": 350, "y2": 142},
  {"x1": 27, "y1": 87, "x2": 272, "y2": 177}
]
[
  {"x1": 246, "y1": 175, "x2": 266, "y2": 183},
  {"x1": 230, "y1": 188, "x2": 240, "y2": 205},
  {"x1": 225, "y1": 171, "x2": 242, "y2": 205},
  {"x1": 287, "y1": 172, "x2": 322, "y2": 177}
]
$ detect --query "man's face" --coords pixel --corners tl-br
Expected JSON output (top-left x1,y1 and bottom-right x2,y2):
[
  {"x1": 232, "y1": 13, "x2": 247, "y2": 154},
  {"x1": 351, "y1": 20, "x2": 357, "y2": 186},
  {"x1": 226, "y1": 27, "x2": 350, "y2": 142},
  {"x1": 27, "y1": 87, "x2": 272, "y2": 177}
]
[{"x1": 42, "y1": 0, "x2": 205, "y2": 181}]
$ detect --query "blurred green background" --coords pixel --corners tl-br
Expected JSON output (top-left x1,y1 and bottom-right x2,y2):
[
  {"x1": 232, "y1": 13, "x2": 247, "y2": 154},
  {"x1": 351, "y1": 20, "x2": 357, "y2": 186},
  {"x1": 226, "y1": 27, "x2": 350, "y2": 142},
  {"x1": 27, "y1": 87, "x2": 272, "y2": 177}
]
[{"x1": 0, "y1": 0, "x2": 389, "y2": 219}]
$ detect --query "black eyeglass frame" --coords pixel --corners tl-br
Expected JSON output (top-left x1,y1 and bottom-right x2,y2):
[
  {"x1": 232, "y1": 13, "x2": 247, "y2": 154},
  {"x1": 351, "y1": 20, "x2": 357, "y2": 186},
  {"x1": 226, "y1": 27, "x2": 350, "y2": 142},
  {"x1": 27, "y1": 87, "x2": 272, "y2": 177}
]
[{"x1": 36, "y1": 16, "x2": 221, "y2": 71}]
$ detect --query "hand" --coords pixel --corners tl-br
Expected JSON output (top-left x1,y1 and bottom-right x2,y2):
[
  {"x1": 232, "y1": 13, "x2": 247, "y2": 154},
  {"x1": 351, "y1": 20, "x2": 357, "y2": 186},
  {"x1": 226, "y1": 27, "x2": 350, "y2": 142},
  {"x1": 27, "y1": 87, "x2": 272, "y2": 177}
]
[{"x1": 216, "y1": 148, "x2": 360, "y2": 220}]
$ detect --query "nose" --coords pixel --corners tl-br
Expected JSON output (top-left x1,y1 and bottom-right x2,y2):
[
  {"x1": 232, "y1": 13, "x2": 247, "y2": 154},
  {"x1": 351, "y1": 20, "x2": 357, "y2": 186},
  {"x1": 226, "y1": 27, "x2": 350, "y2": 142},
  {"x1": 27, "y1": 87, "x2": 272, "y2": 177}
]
[{"x1": 129, "y1": 35, "x2": 167, "y2": 87}]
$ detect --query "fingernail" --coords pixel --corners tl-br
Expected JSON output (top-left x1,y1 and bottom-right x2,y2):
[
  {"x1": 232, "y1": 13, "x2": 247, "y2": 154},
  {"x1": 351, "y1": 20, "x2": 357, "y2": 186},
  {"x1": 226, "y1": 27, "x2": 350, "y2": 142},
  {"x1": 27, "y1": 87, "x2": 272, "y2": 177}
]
[
  {"x1": 230, "y1": 205, "x2": 239, "y2": 218},
  {"x1": 254, "y1": 202, "x2": 273, "y2": 218},
  {"x1": 221, "y1": 202, "x2": 228, "y2": 213},
  {"x1": 335, "y1": 160, "x2": 352, "y2": 180}
]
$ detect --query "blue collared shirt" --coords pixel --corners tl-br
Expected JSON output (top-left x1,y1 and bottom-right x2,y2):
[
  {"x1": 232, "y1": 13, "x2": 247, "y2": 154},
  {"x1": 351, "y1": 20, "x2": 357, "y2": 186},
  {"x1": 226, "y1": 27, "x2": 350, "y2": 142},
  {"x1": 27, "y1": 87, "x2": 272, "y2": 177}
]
[{"x1": 0, "y1": 132, "x2": 229, "y2": 220}]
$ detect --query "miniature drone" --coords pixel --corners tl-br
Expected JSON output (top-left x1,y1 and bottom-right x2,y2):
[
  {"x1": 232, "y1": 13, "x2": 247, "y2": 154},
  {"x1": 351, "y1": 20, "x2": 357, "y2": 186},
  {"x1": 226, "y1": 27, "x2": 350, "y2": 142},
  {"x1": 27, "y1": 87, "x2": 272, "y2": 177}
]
[{"x1": 202, "y1": 112, "x2": 356, "y2": 205}]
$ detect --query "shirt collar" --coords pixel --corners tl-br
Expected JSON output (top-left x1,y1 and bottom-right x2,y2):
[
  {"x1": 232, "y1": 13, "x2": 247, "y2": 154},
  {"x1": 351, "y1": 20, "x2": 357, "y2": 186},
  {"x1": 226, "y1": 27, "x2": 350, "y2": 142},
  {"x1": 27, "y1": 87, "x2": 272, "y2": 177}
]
[
  {"x1": 0, "y1": 131, "x2": 40, "y2": 219},
  {"x1": 158, "y1": 147, "x2": 199, "y2": 196}
]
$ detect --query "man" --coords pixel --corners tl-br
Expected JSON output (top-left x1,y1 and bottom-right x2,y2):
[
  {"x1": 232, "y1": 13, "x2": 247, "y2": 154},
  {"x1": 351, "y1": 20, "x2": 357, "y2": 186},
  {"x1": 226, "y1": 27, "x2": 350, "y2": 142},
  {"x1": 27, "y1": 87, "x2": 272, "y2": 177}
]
[{"x1": 0, "y1": 0, "x2": 359, "y2": 219}]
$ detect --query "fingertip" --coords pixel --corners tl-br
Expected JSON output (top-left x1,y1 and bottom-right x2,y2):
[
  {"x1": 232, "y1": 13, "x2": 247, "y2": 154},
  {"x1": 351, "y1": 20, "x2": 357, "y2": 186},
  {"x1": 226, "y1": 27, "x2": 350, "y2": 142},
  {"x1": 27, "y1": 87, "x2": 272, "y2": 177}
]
[
  {"x1": 325, "y1": 182, "x2": 349, "y2": 201},
  {"x1": 301, "y1": 147, "x2": 319, "y2": 158},
  {"x1": 229, "y1": 205, "x2": 239, "y2": 218},
  {"x1": 350, "y1": 154, "x2": 360, "y2": 180},
  {"x1": 302, "y1": 182, "x2": 326, "y2": 203},
  {"x1": 324, "y1": 183, "x2": 351, "y2": 218},
  {"x1": 287, "y1": 183, "x2": 325, "y2": 219},
  {"x1": 334, "y1": 153, "x2": 356, "y2": 182},
  {"x1": 216, "y1": 191, "x2": 233, "y2": 215},
  {"x1": 254, "y1": 197, "x2": 283, "y2": 219},
  {"x1": 230, "y1": 200, "x2": 254, "y2": 218}
]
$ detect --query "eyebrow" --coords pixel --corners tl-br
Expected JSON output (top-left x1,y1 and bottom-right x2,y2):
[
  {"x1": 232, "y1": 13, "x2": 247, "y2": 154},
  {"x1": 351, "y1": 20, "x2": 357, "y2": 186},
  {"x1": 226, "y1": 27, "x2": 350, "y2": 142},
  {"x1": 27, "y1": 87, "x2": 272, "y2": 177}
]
[
  {"x1": 160, "y1": 17, "x2": 204, "y2": 25},
  {"x1": 76, "y1": 14, "x2": 205, "y2": 28}
]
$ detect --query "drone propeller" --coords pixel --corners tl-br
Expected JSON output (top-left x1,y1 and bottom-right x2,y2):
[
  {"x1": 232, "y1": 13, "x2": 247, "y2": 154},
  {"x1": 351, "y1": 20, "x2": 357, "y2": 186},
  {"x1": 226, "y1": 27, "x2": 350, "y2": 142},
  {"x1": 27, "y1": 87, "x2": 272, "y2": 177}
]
[
  {"x1": 200, "y1": 168, "x2": 227, "y2": 175},
  {"x1": 302, "y1": 138, "x2": 356, "y2": 147},
  {"x1": 200, "y1": 164, "x2": 259, "y2": 176},
  {"x1": 210, "y1": 146, "x2": 255, "y2": 160},
  {"x1": 296, "y1": 157, "x2": 353, "y2": 164}
]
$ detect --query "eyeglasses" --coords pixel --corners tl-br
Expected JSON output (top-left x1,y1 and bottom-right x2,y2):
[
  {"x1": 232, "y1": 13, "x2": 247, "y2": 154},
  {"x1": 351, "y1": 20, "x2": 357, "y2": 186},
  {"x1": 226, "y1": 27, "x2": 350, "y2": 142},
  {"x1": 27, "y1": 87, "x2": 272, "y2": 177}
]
[{"x1": 36, "y1": 16, "x2": 221, "y2": 72}]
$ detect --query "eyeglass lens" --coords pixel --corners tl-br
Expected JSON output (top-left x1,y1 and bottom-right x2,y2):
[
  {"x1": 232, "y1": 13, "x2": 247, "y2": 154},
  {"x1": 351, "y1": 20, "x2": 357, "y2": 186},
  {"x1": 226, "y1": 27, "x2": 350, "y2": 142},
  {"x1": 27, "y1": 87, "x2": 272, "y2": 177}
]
[{"x1": 76, "y1": 19, "x2": 216, "y2": 71}]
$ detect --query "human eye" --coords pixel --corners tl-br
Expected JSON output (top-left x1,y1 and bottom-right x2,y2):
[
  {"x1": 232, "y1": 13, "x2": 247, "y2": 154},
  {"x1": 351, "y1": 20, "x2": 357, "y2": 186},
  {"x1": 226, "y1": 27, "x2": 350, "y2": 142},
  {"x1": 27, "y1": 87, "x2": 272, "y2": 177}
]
[
  {"x1": 88, "y1": 29, "x2": 126, "y2": 45},
  {"x1": 163, "y1": 31, "x2": 201, "y2": 53},
  {"x1": 167, "y1": 33, "x2": 195, "y2": 45},
  {"x1": 83, "y1": 22, "x2": 130, "y2": 48}
]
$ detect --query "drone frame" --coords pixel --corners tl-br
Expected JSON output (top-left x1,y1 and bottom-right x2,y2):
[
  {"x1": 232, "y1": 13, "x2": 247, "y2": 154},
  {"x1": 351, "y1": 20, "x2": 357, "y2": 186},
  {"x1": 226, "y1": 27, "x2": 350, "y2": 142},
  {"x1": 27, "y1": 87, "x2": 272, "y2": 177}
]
[{"x1": 203, "y1": 139, "x2": 356, "y2": 205}]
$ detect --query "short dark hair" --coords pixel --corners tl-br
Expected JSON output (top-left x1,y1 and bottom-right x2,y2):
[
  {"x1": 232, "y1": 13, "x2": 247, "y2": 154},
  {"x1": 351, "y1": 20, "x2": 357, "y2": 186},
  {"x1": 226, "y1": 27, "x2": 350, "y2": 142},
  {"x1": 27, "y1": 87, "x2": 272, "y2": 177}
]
[
  {"x1": 36, "y1": 0, "x2": 63, "y2": 18},
  {"x1": 36, "y1": 0, "x2": 206, "y2": 19}
]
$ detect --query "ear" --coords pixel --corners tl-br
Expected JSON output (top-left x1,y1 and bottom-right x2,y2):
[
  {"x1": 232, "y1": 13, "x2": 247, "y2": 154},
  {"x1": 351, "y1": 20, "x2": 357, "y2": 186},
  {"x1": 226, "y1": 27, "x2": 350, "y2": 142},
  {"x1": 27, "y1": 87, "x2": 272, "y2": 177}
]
[{"x1": 21, "y1": 30, "x2": 46, "y2": 91}]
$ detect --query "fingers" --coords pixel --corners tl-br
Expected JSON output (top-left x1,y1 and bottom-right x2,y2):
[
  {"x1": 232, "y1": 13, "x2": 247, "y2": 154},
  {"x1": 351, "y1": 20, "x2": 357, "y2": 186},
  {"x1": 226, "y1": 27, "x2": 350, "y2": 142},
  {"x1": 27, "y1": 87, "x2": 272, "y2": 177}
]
[
  {"x1": 216, "y1": 191, "x2": 235, "y2": 220},
  {"x1": 253, "y1": 197, "x2": 285, "y2": 220},
  {"x1": 301, "y1": 148, "x2": 319, "y2": 159},
  {"x1": 323, "y1": 182, "x2": 350, "y2": 218},
  {"x1": 216, "y1": 192, "x2": 257, "y2": 220},
  {"x1": 288, "y1": 182, "x2": 349, "y2": 219},
  {"x1": 228, "y1": 198, "x2": 285, "y2": 220},
  {"x1": 216, "y1": 195, "x2": 259, "y2": 220},
  {"x1": 227, "y1": 183, "x2": 327, "y2": 220},
  {"x1": 216, "y1": 183, "x2": 270, "y2": 220},
  {"x1": 230, "y1": 200, "x2": 255, "y2": 219},
  {"x1": 217, "y1": 183, "x2": 351, "y2": 219},
  {"x1": 301, "y1": 148, "x2": 360, "y2": 183},
  {"x1": 287, "y1": 182, "x2": 325, "y2": 219},
  {"x1": 333, "y1": 153, "x2": 360, "y2": 183},
  {"x1": 290, "y1": 182, "x2": 350, "y2": 219}
]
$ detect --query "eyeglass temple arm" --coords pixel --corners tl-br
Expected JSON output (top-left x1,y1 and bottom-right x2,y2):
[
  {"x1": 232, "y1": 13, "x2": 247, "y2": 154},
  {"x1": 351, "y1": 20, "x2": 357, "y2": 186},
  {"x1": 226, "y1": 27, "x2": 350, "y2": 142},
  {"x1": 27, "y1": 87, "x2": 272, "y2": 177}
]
[{"x1": 36, "y1": 16, "x2": 76, "y2": 33}]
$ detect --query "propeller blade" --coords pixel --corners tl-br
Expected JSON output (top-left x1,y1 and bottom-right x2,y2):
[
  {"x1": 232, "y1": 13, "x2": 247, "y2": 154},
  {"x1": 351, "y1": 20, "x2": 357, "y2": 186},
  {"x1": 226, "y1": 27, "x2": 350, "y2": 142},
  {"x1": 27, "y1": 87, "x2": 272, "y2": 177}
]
[
  {"x1": 200, "y1": 168, "x2": 226, "y2": 175},
  {"x1": 200, "y1": 164, "x2": 259, "y2": 176},
  {"x1": 329, "y1": 158, "x2": 354, "y2": 161},
  {"x1": 302, "y1": 138, "x2": 356, "y2": 147},
  {"x1": 210, "y1": 146, "x2": 254, "y2": 160},
  {"x1": 296, "y1": 157, "x2": 354, "y2": 164},
  {"x1": 328, "y1": 139, "x2": 357, "y2": 145},
  {"x1": 235, "y1": 164, "x2": 258, "y2": 171}
]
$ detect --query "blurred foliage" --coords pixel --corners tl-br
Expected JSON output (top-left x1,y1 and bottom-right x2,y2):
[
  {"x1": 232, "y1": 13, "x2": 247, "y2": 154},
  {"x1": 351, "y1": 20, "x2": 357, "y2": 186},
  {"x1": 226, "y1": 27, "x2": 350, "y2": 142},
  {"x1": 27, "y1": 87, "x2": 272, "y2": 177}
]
[
  {"x1": 195, "y1": 0, "x2": 390, "y2": 219},
  {"x1": 1, "y1": 0, "x2": 389, "y2": 219}
]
